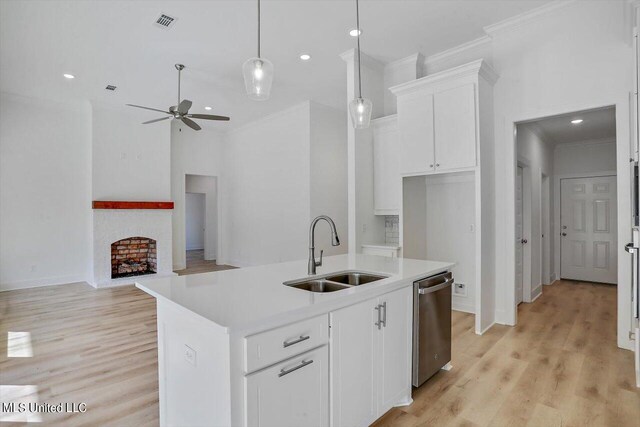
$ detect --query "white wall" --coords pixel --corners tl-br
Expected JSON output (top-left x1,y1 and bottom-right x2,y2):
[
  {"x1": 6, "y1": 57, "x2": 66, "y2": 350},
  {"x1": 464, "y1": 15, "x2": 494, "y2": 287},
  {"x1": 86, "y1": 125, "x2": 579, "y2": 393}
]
[
  {"x1": 425, "y1": 173, "x2": 476, "y2": 313},
  {"x1": 422, "y1": 1, "x2": 633, "y2": 347},
  {"x1": 185, "y1": 175, "x2": 218, "y2": 260},
  {"x1": 309, "y1": 102, "x2": 349, "y2": 255},
  {"x1": 171, "y1": 122, "x2": 224, "y2": 269},
  {"x1": 92, "y1": 104, "x2": 170, "y2": 200},
  {"x1": 516, "y1": 124, "x2": 554, "y2": 299},
  {"x1": 0, "y1": 92, "x2": 92, "y2": 290},
  {"x1": 222, "y1": 103, "x2": 311, "y2": 267},
  {"x1": 185, "y1": 192, "x2": 205, "y2": 250},
  {"x1": 555, "y1": 139, "x2": 617, "y2": 176}
]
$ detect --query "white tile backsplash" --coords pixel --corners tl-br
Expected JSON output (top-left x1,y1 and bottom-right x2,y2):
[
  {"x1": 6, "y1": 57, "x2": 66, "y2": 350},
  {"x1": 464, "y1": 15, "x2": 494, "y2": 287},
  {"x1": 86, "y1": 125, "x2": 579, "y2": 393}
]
[{"x1": 385, "y1": 215, "x2": 399, "y2": 245}]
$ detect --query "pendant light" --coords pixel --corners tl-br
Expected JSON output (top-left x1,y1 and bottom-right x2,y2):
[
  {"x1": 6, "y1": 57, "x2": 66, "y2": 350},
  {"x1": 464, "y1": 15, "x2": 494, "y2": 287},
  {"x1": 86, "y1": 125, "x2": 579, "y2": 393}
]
[
  {"x1": 243, "y1": 0, "x2": 273, "y2": 101},
  {"x1": 348, "y1": 0, "x2": 372, "y2": 129}
]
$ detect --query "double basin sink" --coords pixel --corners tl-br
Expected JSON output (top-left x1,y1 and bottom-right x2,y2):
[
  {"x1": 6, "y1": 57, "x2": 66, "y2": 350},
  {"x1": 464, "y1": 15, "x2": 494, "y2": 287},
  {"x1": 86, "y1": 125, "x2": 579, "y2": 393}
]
[{"x1": 284, "y1": 271, "x2": 388, "y2": 293}]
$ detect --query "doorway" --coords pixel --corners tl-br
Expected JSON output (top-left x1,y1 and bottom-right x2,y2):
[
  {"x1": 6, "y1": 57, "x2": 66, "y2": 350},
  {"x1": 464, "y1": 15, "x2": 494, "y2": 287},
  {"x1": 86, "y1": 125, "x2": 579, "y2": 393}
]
[
  {"x1": 560, "y1": 175, "x2": 617, "y2": 283},
  {"x1": 184, "y1": 174, "x2": 218, "y2": 268}
]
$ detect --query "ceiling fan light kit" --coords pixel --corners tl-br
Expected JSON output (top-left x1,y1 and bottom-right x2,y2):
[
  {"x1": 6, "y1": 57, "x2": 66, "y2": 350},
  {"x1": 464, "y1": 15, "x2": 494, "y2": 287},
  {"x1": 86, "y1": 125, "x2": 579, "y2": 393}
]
[
  {"x1": 125, "y1": 63, "x2": 230, "y2": 131},
  {"x1": 348, "y1": 0, "x2": 373, "y2": 129},
  {"x1": 242, "y1": 0, "x2": 273, "y2": 101}
]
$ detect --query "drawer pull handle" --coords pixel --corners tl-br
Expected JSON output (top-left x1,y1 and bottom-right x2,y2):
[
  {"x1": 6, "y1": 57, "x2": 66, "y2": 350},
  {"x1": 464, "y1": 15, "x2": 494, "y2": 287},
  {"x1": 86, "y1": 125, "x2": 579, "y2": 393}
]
[
  {"x1": 279, "y1": 359, "x2": 313, "y2": 377},
  {"x1": 283, "y1": 335, "x2": 310, "y2": 348}
]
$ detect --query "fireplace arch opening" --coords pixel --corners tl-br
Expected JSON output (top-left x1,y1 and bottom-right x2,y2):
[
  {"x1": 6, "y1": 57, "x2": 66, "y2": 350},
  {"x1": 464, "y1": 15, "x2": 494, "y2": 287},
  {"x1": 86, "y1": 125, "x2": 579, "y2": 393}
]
[{"x1": 111, "y1": 237, "x2": 157, "y2": 279}]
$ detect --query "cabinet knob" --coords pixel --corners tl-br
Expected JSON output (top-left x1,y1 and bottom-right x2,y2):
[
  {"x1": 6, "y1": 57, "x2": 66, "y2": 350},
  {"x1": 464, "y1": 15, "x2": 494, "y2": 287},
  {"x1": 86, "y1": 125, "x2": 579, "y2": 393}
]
[
  {"x1": 436, "y1": 163, "x2": 440, "y2": 168},
  {"x1": 429, "y1": 164, "x2": 434, "y2": 168}
]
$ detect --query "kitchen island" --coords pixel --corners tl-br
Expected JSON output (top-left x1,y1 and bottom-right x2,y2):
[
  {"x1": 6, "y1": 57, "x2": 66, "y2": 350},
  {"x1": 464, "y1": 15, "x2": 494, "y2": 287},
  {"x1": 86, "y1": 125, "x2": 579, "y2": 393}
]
[{"x1": 136, "y1": 254, "x2": 453, "y2": 427}]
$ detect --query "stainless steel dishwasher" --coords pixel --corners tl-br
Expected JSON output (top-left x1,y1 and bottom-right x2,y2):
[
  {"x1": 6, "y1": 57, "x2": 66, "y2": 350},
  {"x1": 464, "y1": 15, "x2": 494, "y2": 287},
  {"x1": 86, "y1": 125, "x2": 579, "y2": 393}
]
[{"x1": 412, "y1": 271, "x2": 453, "y2": 387}]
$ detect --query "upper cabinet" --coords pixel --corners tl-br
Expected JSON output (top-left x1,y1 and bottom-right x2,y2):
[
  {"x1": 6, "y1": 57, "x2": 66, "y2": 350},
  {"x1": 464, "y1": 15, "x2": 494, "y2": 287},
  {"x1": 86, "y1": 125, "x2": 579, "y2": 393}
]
[
  {"x1": 373, "y1": 115, "x2": 401, "y2": 215},
  {"x1": 433, "y1": 84, "x2": 476, "y2": 171},
  {"x1": 390, "y1": 60, "x2": 497, "y2": 176}
]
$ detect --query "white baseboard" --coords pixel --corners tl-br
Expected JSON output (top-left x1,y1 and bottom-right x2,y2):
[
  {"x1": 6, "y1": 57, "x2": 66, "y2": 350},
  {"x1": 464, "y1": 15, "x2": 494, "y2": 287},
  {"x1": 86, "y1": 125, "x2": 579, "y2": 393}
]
[
  {"x1": 531, "y1": 287, "x2": 543, "y2": 302},
  {"x1": 0, "y1": 274, "x2": 88, "y2": 292},
  {"x1": 478, "y1": 321, "x2": 496, "y2": 335}
]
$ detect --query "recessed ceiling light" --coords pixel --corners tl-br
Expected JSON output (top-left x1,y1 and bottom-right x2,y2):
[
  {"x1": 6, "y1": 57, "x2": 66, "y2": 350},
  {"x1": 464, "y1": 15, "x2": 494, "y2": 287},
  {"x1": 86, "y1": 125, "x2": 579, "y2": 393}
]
[
  {"x1": 204, "y1": 106, "x2": 212, "y2": 110},
  {"x1": 63, "y1": 74, "x2": 75, "y2": 79},
  {"x1": 300, "y1": 54, "x2": 311, "y2": 61},
  {"x1": 571, "y1": 119, "x2": 583, "y2": 124},
  {"x1": 349, "y1": 29, "x2": 362, "y2": 37}
]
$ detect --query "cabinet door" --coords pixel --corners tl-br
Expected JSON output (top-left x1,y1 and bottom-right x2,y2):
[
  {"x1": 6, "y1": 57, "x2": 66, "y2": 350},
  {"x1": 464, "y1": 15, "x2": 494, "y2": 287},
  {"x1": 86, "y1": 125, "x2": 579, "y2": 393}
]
[
  {"x1": 433, "y1": 84, "x2": 477, "y2": 171},
  {"x1": 397, "y1": 92, "x2": 435, "y2": 175},
  {"x1": 378, "y1": 287, "x2": 412, "y2": 414},
  {"x1": 246, "y1": 346, "x2": 328, "y2": 427},
  {"x1": 373, "y1": 123, "x2": 401, "y2": 214},
  {"x1": 330, "y1": 299, "x2": 379, "y2": 427}
]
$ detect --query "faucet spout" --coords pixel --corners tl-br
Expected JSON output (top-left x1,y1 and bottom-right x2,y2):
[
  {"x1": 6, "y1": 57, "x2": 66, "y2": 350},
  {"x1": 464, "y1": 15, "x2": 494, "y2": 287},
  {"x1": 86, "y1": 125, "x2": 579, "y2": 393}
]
[{"x1": 308, "y1": 215, "x2": 340, "y2": 275}]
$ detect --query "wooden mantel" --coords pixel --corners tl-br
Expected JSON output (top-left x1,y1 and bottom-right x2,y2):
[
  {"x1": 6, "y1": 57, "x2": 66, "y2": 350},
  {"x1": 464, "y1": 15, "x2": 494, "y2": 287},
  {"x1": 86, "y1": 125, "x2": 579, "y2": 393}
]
[{"x1": 92, "y1": 201, "x2": 174, "y2": 210}]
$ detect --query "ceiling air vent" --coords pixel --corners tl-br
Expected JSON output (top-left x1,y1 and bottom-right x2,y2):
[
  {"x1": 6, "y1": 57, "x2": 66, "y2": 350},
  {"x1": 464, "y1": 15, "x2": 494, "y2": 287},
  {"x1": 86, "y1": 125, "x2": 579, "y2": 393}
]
[
  {"x1": 105, "y1": 85, "x2": 117, "y2": 91},
  {"x1": 154, "y1": 13, "x2": 177, "y2": 29}
]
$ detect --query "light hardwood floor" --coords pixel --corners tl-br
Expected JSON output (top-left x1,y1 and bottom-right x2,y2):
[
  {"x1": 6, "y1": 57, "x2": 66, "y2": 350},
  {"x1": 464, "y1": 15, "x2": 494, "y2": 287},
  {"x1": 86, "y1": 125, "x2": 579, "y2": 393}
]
[
  {"x1": 0, "y1": 280, "x2": 638, "y2": 426},
  {"x1": 173, "y1": 249, "x2": 236, "y2": 275}
]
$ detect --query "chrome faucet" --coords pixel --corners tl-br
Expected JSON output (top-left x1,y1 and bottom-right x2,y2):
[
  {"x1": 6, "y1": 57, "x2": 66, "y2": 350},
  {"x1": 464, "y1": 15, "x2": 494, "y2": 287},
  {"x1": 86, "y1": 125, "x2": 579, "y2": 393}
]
[{"x1": 308, "y1": 215, "x2": 341, "y2": 275}]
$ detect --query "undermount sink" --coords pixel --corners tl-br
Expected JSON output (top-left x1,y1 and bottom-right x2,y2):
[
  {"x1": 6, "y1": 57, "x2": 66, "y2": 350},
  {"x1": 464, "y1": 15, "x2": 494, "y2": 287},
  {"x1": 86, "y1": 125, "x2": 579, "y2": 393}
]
[
  {"x1": 325, "y1": 272, "x2": 388, "y2": 286},
  {"x1": 284, "y1": 271, "x2": 388, "y2": 293},
  {"x1": 286, "y1": 279, "x2": 350, "y2": 293}
]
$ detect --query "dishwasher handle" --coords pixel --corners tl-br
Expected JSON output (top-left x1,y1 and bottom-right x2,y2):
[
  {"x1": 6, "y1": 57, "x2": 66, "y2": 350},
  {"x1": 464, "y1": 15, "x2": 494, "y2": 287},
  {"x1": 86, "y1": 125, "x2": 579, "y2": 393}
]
[{"x1": 418, "y1": 278, "x2": 454, "y2": 295}]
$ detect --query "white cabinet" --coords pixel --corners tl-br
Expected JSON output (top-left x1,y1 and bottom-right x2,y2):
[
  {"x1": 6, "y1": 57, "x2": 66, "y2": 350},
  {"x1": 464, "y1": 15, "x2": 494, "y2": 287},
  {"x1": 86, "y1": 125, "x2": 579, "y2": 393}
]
[
  {"x1": 330, "y1": 286, "x2": 412, "y2": 427},
  {"x1": 433, "y1": 84, "x2": 477, "y2": 171},
  {"x1": 377, "y1": 288, "x2": 412, "y2": 413},
  {"x1": 246, "y1": 346, "x2": 328, "y2": 427},
  {"x1": 373, "y1": 116, "x2": 401, "y2": 215},
  {"x1": 391, "y1": 60, "x2": 495, "y2": 176},
  {"x1": 397, "y1": 92, "x2": 435, "y2": 175},
  {"x1": 361, "y1": 244, "x2": 400, "y2": 258}
]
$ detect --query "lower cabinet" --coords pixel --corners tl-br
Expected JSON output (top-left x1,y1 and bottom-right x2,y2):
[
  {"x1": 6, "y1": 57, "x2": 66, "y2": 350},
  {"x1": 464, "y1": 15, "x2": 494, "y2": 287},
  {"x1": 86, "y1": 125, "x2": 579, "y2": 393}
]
[
  {"x1": 245, "y1": 345, "x2": 328, "y2": 427},
  {"x1": 329, "y1": 286, "x2": 412, "y2": 426}
]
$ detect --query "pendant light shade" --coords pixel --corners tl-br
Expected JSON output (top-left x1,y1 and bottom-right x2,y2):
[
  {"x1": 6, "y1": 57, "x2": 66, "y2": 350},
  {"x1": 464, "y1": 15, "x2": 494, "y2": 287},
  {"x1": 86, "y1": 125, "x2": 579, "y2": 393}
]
[
  {"x1": 243, "y1": 0, "x2": 273, "y2": 101},
  {"x1": 243, "y1": 57, "x2": 273, "y2": 100},
  {"x1": 350, "y1": 0, "x2": 371, "y2": 129},
  {"x1": 349, "y1": 97, "x2": 372, "y2": 129}
]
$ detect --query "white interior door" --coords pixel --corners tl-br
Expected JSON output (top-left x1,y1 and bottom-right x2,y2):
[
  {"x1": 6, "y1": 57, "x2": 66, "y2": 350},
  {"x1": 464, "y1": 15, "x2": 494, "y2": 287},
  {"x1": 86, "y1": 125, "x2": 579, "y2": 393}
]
[
  {"x1": 560, "y1": 176, "x2": 617, "y2": 284},
  {"x1": 515, "y1": 167, "x2": 524, "y2": 304}
]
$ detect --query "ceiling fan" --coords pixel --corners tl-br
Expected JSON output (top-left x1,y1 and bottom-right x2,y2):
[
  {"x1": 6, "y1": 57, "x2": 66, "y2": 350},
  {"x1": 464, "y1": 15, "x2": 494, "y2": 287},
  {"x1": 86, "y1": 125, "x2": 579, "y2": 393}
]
[{"x1": 126, "y1": 64, "x2": 230, "y2": 131}]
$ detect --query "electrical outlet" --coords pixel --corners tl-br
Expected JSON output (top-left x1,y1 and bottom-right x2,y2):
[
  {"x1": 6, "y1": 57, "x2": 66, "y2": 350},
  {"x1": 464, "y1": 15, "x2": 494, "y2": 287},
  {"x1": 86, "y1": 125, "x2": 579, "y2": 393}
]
[
  {"x1": 184, "y1": 345, "x2": 196, "y2": 366},
  {"x1": 30, "y1": 264, "x2": 37, "y2": 272},
  {"x1": 454, "y1": 282, "x2": 467, "y2": 297}
]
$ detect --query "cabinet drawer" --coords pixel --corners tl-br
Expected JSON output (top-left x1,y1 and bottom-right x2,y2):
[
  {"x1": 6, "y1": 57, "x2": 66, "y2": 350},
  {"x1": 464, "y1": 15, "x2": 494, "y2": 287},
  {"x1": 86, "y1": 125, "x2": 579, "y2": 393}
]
[
  {"x1": 245, "y1": 346, "x2": 328, "y2": 427},
  {"x1": 245, "y1": 315, "x2": 328, "y2": 373}
]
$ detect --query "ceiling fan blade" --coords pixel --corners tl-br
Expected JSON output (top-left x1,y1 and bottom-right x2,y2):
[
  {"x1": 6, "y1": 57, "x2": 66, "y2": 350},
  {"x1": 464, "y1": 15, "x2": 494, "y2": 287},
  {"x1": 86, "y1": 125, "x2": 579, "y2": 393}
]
[
  {"x1": 177, "y1": 99, "x2": 192, "y2": 114},
  {"x1": 126, "y1": 104, "x2": 171, "y2": 114},
  {"x1": 187, "y1": 114, "x2": 230, "y2": 121},
  {"x1": 181, "y1": 117, "x2": 201, "y2": 131},
  {"x1": 142, "y1": 116, "x2": 172, "y2": 124}
]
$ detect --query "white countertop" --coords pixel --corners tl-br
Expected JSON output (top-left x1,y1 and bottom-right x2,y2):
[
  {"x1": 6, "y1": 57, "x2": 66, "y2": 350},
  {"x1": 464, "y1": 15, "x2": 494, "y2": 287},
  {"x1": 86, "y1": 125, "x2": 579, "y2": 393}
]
[
  {"x1": 361, "y1": 243, "x2": 401, "y2": 250},
  {"x1": 136, "y1": 254, "x2": 453, "y2": 335}
]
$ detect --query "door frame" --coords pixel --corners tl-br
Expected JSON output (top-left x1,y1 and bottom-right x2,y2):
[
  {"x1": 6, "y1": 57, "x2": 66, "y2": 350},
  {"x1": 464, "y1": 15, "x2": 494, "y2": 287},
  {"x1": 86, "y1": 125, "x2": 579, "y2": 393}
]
[
  {"x1": 503, "y1": 98, "x2": 632, "y2": 351},
  {"x1": 516, "y1": 159, "x2": 533, "y2": 304},
  {"x1": 541, "y1": 173, "x2": 551, "y2": 287},
  {"x1": 555, "y1": 172, "x2": 617, "y2": 283}
]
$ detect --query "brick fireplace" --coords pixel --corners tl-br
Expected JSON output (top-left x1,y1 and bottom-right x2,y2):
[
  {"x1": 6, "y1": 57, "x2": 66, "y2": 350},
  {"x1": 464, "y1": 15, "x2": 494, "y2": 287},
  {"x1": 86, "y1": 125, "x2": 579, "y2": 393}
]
[
  {"x1": 111, "y1": 237, "x2": 157, "y2": 279},
  {"x1": 91, "y1": 200, "x2": 175, "y2": 287}
]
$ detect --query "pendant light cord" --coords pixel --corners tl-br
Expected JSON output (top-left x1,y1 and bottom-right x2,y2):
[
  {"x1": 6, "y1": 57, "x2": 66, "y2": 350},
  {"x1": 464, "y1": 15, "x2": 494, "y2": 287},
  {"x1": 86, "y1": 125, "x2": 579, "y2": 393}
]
[
  {"x1": 257, "y1": 0, "x2": 261, "y2": 58},
  {"x1": 356, "y1": 0, "x2": 363, "y2": 99},
  {"x1": 177, "y1": 67, "x2": 181, "y2": 105}
]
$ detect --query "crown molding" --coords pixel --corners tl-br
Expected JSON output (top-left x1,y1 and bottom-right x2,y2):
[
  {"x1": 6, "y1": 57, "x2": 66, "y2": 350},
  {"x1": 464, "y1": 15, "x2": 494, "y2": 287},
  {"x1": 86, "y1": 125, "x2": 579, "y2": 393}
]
[
  {"x1": 484, "y1": 0, "x2": 576, "y2": 37},
  {"x1": 339, "y1": 48, "x2": 385, "y2": 72},
  {"x1": 424, "y1": 35, "x2": 491, "y2": 67},
  {"x1": 390, "y1": 59, "x2": 498, "y2": 96},
  {"x1": 384, "y1": 53, "x2": 424, "y2": 72}
]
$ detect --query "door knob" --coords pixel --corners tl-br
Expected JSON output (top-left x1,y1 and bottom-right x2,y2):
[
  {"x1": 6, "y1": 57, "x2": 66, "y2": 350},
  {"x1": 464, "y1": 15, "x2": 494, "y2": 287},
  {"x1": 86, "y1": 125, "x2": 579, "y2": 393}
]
[
  {"x1": 521, "y1": 239, "x2": 528, "y2": 244},
  {"x1": 561, "y1": 232, "x2": 567, "y2": 237}
]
